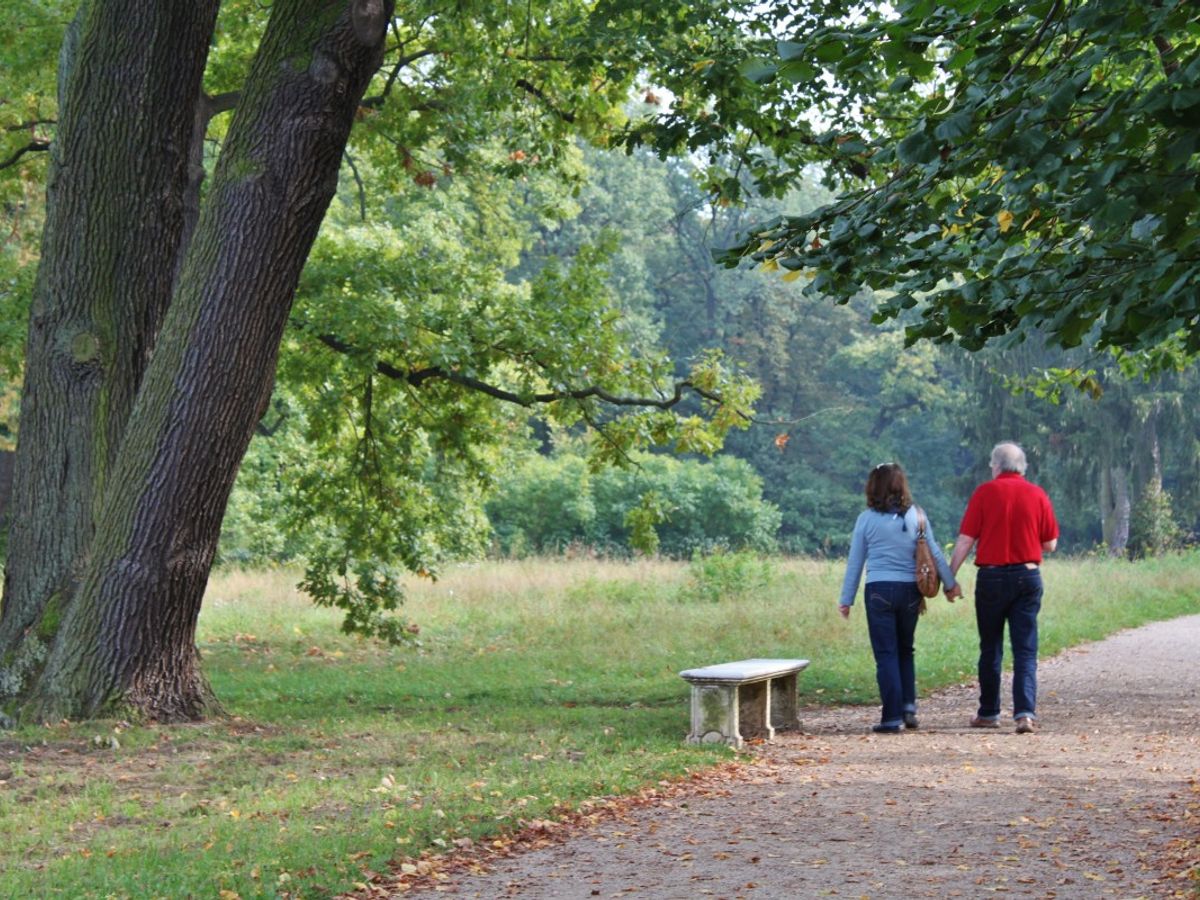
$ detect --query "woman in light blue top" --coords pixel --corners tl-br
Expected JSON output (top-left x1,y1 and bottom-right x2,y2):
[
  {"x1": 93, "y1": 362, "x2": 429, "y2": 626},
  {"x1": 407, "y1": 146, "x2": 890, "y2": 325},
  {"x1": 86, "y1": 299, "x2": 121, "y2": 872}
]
[{"x1": 838, "y1": 463, "x2": 959, "y2": 733}]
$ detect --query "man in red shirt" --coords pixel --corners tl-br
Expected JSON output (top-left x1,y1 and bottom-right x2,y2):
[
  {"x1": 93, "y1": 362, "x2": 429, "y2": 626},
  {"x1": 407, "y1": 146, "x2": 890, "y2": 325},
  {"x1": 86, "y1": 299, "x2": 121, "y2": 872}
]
[{"x1": 949, "y1": 442, "x2": 1059, "y2": 734}]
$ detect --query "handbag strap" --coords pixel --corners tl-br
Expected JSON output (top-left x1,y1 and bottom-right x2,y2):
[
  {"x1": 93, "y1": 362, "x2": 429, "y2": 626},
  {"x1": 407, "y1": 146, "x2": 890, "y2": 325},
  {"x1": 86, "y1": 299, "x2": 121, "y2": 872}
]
[{"x1": 913, "y1": 504, "x2": 927, "y2": 539}]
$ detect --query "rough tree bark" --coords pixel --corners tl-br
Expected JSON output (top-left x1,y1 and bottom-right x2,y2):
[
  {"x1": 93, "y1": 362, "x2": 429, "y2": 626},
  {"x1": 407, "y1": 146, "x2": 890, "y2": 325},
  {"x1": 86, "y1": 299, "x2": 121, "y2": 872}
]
[
  {"x1": 1, "y1": 0, "x2": 393, "y2": 724},
  {"x1": 1100, "y1": 464, "x2": 1131, "y2": 556}
]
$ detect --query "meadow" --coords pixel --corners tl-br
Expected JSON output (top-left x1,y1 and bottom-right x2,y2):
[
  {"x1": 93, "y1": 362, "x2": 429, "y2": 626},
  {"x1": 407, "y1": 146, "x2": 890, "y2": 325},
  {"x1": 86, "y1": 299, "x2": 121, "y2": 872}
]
[{"x1": 2, "y1": 552, "x2": 1199, "y2": 898}]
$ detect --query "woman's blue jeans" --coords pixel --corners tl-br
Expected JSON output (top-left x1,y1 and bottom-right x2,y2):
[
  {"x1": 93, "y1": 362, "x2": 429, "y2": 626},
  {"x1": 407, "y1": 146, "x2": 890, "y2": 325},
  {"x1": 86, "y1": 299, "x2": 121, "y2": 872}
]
[
  {"x1": 864, "y1": 581, "x2": 922, "y2": 727},
  {"x1": 974, "y1": 565, "x2": 1043, "y2": 721}
]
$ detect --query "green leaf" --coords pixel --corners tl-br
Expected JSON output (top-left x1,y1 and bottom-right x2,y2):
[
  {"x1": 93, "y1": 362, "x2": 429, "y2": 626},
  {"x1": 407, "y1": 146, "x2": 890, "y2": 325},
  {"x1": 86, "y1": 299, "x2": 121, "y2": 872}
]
[
  {"x1": 1098, "y1": 197, "x2": 1137, "y2": 227},
  {"x1": 777, "y1": 39, "x2": 806, "y2": 60},
  {"x1": 1165, "y1": 131, "x2": 1199, "y2": 168},
  {"x1": 1046, "y1": 80, "x2": 1080, "y2": 117},
  {"x1": 778, "y1": 59, "x2": 817, "y2": 83},
  {"x1": 944, "y1": 46, "x2": 975, "y2": 71},
  {"x1": 815, "y1": 40, "x2": 846, "y2": 63},
  {"x1": 738, "y1": 56, "x2": 777, "y2": 84},
  {"x1": 933, "y1": 110, "x2": 973, "y2": 142},
  {"x1": 897, "y1": 129, "x2": 938, "y2": 165}
]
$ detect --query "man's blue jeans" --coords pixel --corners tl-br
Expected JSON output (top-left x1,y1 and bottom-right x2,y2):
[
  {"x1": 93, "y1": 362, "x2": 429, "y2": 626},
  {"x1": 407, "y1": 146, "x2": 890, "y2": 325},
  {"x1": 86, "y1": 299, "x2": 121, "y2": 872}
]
[
  {"x1": 974, "y1": 565, "x2": 1043, "y2": 721},
  {"x1": 864, "y1": 581, "x2": 922, "y2": 727}
]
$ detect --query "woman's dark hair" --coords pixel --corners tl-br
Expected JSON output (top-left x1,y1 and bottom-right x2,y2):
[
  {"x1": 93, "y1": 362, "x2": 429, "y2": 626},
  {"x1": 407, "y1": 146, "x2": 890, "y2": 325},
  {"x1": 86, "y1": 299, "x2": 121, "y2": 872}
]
[{"x1": 865, "y1": 463, "x2": 912, "y2": 513}]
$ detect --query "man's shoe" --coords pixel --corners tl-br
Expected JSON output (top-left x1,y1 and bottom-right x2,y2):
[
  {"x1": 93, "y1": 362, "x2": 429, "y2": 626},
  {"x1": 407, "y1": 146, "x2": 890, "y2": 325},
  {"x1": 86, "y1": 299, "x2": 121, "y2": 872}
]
[
  {"x1": 1015, "y1": 717, "x2": 1035, "y2": 734},
  {"x1": 970, "y1": 716, "x2": 1000, "y2": 729},
  {"x1": 872, "y1": 724, "x2": 902, "y2": 734},
  {"x1": 903, "y1": 712, "x2": 920, "y2": 730}
]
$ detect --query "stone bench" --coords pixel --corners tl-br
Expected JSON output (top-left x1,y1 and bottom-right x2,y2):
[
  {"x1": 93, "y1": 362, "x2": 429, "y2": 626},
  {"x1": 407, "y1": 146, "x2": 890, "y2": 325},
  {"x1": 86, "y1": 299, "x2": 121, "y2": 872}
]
[{"x1": 679, "y1": 658, "x2": 809, "y2": 748}]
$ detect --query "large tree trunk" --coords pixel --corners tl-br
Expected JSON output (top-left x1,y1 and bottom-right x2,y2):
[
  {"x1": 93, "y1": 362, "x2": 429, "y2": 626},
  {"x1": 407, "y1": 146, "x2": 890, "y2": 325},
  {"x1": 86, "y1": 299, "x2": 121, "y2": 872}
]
[
  {"x1": 0, "y1": 0, "x2": 221, "y2": 705},
  {"x1": 3, "y1": 0, "x2": 392, "y2": 724}
]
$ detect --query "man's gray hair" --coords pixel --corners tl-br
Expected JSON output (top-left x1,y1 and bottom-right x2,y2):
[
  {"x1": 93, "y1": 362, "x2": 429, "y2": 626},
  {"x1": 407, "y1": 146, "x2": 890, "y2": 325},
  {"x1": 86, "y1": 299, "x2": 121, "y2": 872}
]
[{"x1": 991, "y1": 441, "x2": 1027, "y2": 475}]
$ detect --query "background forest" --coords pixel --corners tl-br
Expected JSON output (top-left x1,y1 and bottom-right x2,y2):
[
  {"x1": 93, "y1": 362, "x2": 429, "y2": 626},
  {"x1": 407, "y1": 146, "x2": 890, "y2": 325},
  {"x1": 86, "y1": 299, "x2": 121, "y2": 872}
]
[{"x1": 210, "y1": 144, "x2": 1200, "y2": 567}]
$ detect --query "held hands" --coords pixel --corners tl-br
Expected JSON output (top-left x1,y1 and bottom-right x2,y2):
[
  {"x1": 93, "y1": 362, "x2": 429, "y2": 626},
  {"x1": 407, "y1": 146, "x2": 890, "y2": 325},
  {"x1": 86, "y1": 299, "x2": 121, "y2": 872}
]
[
  {"x1": 838, "y1": 603, "x2": 851, "y2": 619},
  {"x1": 944, "y1": 584, "x2": 963, "y2": 603}
]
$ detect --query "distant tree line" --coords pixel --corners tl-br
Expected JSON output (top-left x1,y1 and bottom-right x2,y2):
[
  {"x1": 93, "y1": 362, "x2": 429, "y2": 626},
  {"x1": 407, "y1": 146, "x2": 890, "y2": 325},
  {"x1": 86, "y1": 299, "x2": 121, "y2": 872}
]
[{"x1": 216, "y1": 145, "x2": 1200, "y2": 563}]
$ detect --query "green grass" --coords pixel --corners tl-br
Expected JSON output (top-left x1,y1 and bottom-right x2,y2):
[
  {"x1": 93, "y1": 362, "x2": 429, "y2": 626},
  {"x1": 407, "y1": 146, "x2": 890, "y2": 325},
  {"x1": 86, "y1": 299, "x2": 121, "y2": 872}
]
[{"x1": 2, "y1": 552, "x2": 1199, "y2": 898}]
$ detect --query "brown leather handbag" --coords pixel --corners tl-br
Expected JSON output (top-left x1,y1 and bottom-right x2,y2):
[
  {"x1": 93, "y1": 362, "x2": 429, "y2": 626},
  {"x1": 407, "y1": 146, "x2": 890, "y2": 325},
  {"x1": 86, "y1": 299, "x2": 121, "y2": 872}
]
[{"x1": 913, "y1": 505, "x2": 940, "y2": 608}]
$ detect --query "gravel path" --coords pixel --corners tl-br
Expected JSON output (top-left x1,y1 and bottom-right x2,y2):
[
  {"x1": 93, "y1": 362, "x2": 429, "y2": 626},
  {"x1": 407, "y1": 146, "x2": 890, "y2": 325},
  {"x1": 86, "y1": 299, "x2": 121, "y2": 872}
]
[{"x1": 417, "y1": 615, "x2": 1200, "y2": 899}]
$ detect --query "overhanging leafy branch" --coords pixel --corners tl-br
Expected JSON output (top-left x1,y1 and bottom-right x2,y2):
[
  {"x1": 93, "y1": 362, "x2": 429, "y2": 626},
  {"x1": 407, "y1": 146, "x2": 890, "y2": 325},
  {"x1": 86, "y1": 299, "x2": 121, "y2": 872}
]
[
  {"x1": 312, "y1": 331, "x2": 728, "y2": 411},
  {"x1": 708, "y1": 0, "x2": 1200, "y2": 359}
]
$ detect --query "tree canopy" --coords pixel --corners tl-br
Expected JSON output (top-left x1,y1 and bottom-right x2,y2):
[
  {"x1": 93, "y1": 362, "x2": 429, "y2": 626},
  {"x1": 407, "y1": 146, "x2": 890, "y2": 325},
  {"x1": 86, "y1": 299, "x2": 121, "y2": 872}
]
[{"x1": 707, "y1": 0, "x2": 1200, "y2": 360}]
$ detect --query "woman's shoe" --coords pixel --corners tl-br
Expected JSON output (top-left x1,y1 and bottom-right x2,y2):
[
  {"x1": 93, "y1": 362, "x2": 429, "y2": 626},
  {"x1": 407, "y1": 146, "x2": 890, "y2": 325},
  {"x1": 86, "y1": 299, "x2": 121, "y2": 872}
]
[
  {"x1": 903, "y1": 712, "x2": 919, "y2": 730},
  {"x1": 872, "y1": 724, "x2": 902, "y2": 734}
]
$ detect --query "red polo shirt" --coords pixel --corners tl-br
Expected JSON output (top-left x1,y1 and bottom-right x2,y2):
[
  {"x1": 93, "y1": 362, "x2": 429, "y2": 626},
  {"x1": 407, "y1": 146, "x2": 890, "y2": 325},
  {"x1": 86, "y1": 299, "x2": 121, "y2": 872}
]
[{"x1": 959, "y1": 472, "x2": 1059, "y2": 566}]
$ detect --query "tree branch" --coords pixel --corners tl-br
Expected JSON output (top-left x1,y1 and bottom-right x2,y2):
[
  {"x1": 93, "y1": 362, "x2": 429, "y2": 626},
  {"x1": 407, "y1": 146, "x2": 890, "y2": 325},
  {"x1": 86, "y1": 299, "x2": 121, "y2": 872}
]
[
  {"x1": 312, "y1": 332, "x2": 723, "y2": 409},
  {"x1": 515, "y1": 78, "x2": 576, "y2": 123},
  {"x1": 361, "y1": 47, "x2": 439, "y2": 107},
  {"x1": 3, "y1": 119, "x2": 57, "y2": 133},
  {"x1": 1151, "y1": 0, "x2": 1182, "y2": 76},
  {"x1": 205, "y1": 91, "x2": 239, "y2": 117},
  {"x1": 776, "y1": 404, "x2": 861, "y2": 427},
  {"x1": 343, "y1": 150, "x2": 368, "y2": 221},
  {"x1": 255, "y1": 399, "x2": 289, "y2": 437},
  {"x1": 1153, "y1": 35, "x2": 1180, "y2": 76},
  {"x1": 0, "y1": 140, "x2": 50, "y2": 170},
  {"x1": 1004, "y1": 1, "x2": 1062, "y2": 81}
]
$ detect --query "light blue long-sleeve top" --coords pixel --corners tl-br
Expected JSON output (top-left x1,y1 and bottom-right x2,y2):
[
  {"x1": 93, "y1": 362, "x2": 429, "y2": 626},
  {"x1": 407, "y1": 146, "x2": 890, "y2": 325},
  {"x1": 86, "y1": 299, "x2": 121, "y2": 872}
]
[{"x1": 838, "y1": 506, "x2": 957, "y2": 607}]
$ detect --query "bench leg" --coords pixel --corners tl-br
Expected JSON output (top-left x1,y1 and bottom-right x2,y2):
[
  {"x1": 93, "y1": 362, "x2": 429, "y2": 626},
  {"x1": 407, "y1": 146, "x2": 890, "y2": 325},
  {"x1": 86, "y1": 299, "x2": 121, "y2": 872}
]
[
  {"x1": 769, "y1": 673, "x2": 801, "y2": 733},
  {"x1": 738, "y1": 680, "x2": 774, "y2": 742},
  {"x1": 687, "y1": 684, "x2": 742, "y2": 748}
]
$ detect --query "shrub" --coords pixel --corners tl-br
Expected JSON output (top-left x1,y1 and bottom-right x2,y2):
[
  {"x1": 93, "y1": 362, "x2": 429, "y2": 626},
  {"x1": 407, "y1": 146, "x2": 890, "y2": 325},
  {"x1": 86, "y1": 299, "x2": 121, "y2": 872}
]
[
  {"x1": 679, "y1": 549, "x2": 777, "y2": 603},
  {"x1": 486, "y1": 451, "x2": 780, "y2": 557},
  {"x1": 485, "y1": 454, "x2": 598, "y2": 555},
  {"x1": 1128, "y1": 481, "x2": 1180, "y2": 559}
]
